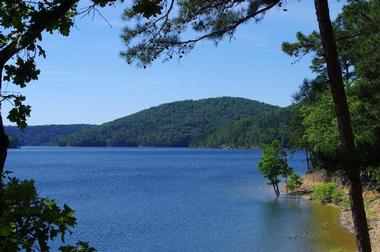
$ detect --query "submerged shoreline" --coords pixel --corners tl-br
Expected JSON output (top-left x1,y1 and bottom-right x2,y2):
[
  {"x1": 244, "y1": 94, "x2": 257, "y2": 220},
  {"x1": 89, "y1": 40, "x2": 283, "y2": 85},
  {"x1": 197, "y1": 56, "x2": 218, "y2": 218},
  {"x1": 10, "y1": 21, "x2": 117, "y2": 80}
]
[{"x1": 288, "y1": 170, "x2": 380, "y2": 251}]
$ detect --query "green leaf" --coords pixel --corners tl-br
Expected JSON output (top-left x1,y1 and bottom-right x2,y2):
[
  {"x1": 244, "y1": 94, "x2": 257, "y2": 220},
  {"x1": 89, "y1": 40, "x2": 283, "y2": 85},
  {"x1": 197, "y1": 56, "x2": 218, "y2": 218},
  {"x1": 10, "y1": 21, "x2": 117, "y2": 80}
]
[{"x1": 132, "y1": 0, "x2": 163, "y2": 18}]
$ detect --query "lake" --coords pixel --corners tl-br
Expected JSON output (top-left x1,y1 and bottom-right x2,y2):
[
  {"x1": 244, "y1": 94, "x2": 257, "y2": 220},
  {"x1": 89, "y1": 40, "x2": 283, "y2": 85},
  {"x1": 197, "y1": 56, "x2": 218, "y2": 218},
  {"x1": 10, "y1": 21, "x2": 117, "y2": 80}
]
[{"x1": 5, "y1": 147, "x2": 355, "y2": 251}]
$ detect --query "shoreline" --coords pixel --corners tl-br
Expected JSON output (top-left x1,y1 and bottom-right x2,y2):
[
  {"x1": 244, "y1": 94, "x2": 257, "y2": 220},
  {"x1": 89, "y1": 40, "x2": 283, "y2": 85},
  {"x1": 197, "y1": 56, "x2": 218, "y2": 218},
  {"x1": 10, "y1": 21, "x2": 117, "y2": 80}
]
[{"x1": 288, "y1": 170, "x2": 380, "y2": 251}]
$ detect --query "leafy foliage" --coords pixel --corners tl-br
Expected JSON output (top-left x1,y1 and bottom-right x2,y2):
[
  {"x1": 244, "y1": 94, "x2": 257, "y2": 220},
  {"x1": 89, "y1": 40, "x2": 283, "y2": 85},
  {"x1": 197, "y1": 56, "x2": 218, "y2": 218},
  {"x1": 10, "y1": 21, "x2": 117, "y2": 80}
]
[
  {"x1": 196, "y1": 107, "x2": 292, "y2": 148},
  {"x1": 52, "y1": 97, "x2": 278, "y2": 147},
  {"x1": 287, "y1": 172, "x2": 302, "y2": 191},
  {"x1": 0, "y1": 0, "x2": 126, "y2": 128},
  {"x1": 0, "y1": 173, "x2": 95, "y2": 251},
  {"x1": 59, "y1": 241, "x2": 96, "y2": 252},
  {"x1": 312, "y1": 182, "x2": 343, "y2": 204},
  {"x1": 257, "y1": 140, "x2": 292, "y2": 196},
  {"x1": 121, "y1": 0, "x2": 285, "y2": 67},
  {"x1": 0, "y1": 0, "x2": 79, "y2": 127},
  {"x1": 0, "y1": 2, "x2": 127, "y2": 251},
  {"x1": 131, "y1": 0, "x2": 163, "y2": 18},
  {"x1": 6, "y1": 98, "x2": 293, "y2": 148},
  {"x1": 285, "y1": 0, "x2": 380, "y2": 184}
]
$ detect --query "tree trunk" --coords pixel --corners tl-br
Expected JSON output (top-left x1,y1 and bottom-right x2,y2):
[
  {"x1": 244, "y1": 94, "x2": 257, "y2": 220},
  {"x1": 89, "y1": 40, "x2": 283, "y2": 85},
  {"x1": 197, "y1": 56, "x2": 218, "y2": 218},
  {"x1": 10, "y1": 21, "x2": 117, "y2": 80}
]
[
  {"x1": 0, "y1": 1, "x2": 81, "y2": 175},
  {"x1": 0, "y1": 0, "x2": 80, "y2": 217},
  {"x1": 309, "y1": 151, "x2": 316, "y2": 171},
  {"x1": 0, "y1": 68, "x2": 8, "y2": 218},
  {"x1": 305, "y1": 145, "x2": 311, "y2": 172},
  {"x1": 0, "y1": 70, "x2": 7, "y2": 177},
  {"x1": 276, "y1": 183, "x2": 280, "y2": 196},
  {"x1": 272, "y1": 183, "x2": 280, "y2": 197},
  {"x1": 0, "y1": 115, "x2": 7, "y2": 176},
  {"x1": 272, "y1": 183, "x2": 276, "y2": 196},
  {"x1": 314, "y1": 0, "x2": 371, "y2": 251}
]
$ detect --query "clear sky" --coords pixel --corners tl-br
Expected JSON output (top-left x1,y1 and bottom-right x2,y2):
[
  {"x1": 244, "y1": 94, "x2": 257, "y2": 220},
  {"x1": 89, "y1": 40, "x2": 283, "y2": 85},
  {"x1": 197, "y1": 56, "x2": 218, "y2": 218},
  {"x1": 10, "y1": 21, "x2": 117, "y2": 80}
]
[{"x1": 3, "y1": 0, "x2": 346, "y2": 126}]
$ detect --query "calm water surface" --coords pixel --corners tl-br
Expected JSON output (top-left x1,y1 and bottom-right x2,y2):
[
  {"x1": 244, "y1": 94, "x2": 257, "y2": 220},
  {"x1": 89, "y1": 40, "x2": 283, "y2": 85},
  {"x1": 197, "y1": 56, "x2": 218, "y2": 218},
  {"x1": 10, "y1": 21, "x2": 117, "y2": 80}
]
[{"x1": 5, "y1": 147, "x2": 355, "y2": 251}]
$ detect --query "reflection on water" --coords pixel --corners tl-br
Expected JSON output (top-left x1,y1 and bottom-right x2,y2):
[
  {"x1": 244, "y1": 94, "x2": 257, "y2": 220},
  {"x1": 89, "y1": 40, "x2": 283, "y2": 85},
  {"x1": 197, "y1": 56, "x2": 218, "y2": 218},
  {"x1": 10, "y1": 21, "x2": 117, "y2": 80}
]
[
  {"x1": 308, "y1": 202, "x2": 356, "y2": 251},
  {"x1": 259, "y1": 198, "x2": 355, "y2": 251},
  {"x1": 6, "y1": 147, "x2": 356, "y2": 251}
]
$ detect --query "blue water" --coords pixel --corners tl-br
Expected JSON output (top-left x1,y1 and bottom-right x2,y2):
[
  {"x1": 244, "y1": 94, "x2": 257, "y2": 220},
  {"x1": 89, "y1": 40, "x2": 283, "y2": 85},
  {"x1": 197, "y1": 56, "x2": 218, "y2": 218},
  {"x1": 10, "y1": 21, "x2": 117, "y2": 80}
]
[{"x1": 5, "y1": 147, "x2": 354, "y2": 251}]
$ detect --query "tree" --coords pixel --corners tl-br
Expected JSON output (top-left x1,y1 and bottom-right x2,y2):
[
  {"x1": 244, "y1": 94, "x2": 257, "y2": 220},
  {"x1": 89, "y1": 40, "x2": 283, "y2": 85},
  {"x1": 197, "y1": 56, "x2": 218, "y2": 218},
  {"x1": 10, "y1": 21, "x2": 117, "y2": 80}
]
[
  {"x1": 288, "y1": 104, "x2": 314, "y2": 172},
  {"x1": 0, "y1": 0, "x2": 126, "y2": 179},
  {"x1": 287, "y1": 172, "x2": 302, "y2": 192},
  {"x1": 0, "y1": 174, "x2": 96, "y2": 251},
  {"x1": 121, "y1": 0, "x2": 373, "y2": 250},
  {"x1": 0, "y1": 0, "x2": 126, "y2": 250},
  {"x1": 283, "y1": 0, "x2": 380, "y2": 178},
  {"x1": 0, "y1": 0, "x2": 119, "y2": 215},
  {"x1": 311, "y1": 1, "x2": 374, "y2": 250},
  {"x1": 258, "y1": 140, "x2": 291, "y2": 196}
]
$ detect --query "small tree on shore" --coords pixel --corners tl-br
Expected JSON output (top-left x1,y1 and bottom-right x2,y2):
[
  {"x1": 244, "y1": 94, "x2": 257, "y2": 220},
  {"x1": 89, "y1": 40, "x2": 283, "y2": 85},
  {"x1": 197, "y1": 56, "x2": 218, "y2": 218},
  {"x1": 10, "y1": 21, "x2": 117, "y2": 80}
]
[
  {"x1": 258, "y1": 140, "x2": 291, "y2": 196},
  {"x1": 287, "y1": 172, "x2": 302, "y2": 192}
]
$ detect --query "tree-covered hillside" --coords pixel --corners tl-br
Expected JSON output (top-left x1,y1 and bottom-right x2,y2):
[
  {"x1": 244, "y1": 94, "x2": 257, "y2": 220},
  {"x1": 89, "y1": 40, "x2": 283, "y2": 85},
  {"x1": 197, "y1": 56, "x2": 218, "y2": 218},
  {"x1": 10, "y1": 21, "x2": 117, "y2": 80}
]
[
  {"x1": 195, "y1": 108, "x2": 292, "y2": 149},
  {"x1": 53, "y1": 97, "x2": 278, "y2": 147},
  {"x1": 5, "y1": 124, "x2": 95, "y2": 146}
]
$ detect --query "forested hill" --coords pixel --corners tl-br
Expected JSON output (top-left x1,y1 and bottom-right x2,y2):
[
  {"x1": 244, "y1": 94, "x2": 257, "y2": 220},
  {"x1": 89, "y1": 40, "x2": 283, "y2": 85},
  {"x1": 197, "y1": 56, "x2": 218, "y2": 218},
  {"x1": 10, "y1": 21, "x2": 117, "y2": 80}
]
[
  {"x1": 52, "y1": 97, "x2": 279, "y2": 147},
  {"x1": 193, "y1": 108, "x2": 292, "y2": 148},
  {"x1": 5, "y1": 124, "x2": 95, "y2": 146}
]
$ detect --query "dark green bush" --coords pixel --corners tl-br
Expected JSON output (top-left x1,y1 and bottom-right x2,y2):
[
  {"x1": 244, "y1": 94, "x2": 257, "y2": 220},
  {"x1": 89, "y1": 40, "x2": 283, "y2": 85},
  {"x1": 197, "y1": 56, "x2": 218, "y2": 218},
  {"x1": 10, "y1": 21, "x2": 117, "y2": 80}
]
[
  {"x1": 287, "y1": 172, "x2": 302, "y2": 191},
  {"x1": 0, "y1": 172, "x2": 95, "y2": 251},
  {"x1": 312, "y1": 182, "x2": 343, "y2": 204}
]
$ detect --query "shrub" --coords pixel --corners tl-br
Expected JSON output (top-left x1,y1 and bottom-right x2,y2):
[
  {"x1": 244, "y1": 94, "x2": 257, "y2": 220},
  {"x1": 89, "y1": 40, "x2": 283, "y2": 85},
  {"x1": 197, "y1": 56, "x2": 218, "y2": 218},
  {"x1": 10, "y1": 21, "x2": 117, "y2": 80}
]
[
  {"x1": 287, "y1": 172, "x2": 302, "y2": 191},
  {"x1": 0, "y1": 172, "x2": 95, "y2": 251},
  {"x1": 312, "y1": 182, "x2": 343, "y2": 204}
]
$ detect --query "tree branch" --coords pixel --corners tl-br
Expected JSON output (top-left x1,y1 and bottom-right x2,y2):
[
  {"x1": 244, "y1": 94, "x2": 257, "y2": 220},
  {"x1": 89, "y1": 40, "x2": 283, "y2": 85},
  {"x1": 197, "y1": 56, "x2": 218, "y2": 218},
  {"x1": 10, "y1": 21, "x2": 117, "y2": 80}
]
[{"x1": 156, "y1": 1, "x2": 280, "y2": 47}]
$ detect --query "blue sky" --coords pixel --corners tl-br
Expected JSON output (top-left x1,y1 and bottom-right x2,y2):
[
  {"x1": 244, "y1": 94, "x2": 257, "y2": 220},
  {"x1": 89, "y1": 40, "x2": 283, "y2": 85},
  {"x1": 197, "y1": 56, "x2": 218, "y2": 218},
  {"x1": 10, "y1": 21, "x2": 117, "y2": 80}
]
[{"x1": 3, "y1": 0, "x2": 346, "y2": 126}]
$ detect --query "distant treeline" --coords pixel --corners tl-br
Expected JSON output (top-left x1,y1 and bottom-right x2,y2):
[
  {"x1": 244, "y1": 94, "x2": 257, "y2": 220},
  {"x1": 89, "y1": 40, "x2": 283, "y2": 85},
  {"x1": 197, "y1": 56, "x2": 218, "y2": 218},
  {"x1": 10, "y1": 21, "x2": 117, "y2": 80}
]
[
  {"x1": 5, "y1": 124, "x2": 95, "y2": 146},
  {"x1": 52, "y1": 97, "x2": 281, "y2": 147},
  {"x1": 195, "y1": 108, "x2": 292, "y2": 148},
  {"x1": 5, "y1": 97, "x2": 294, "y2": 148}
]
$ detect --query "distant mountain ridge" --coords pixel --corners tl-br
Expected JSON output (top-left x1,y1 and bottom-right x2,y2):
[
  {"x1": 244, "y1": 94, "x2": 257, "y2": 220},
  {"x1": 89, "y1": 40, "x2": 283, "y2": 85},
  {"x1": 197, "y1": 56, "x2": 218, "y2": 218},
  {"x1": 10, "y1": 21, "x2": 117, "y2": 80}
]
[
  {"x1": 5, "y1": 124, "x2": 95, "y2": 146},
  {"x1": 52, "y1": 97, "x2": 280, "y2": 147},
  {"x1": 194, "y1": 108, "x2": 292, "y2": 148},
  {"x1": 5, "y1": 97, "x2": 292, "y2": 148}
]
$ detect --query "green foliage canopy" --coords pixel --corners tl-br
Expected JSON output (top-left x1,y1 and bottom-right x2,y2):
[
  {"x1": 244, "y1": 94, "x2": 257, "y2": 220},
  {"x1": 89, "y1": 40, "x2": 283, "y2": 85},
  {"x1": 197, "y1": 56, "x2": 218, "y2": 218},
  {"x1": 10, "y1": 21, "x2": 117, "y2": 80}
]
[
  {"x1": 284, "y1": 0, "x2": 380, "y2": 183},
  {"x1": 258, "y1": 140, "x2": 292, "y2": 196},
  {"x1": 52, "y1": 97, "x2": 278, "y2": 147},
  {"x1": 312, "y1": 182, "x2": 343, "y2": 204},
  {"x1": 0, "y1": 174, "x2": 95, "y2": 251},
  {"x1": 0, "y1": 0, "x2": 79, "y2": 127},
  {"x1": 197, "y1": 107, "x2": 292, "y2": 149},
  {"x1": 287, "y1": 172, "x2": 302, "y2": 191},
  {"x1": 121, "y1": 0, "x2": 285, "y2": 67}
]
